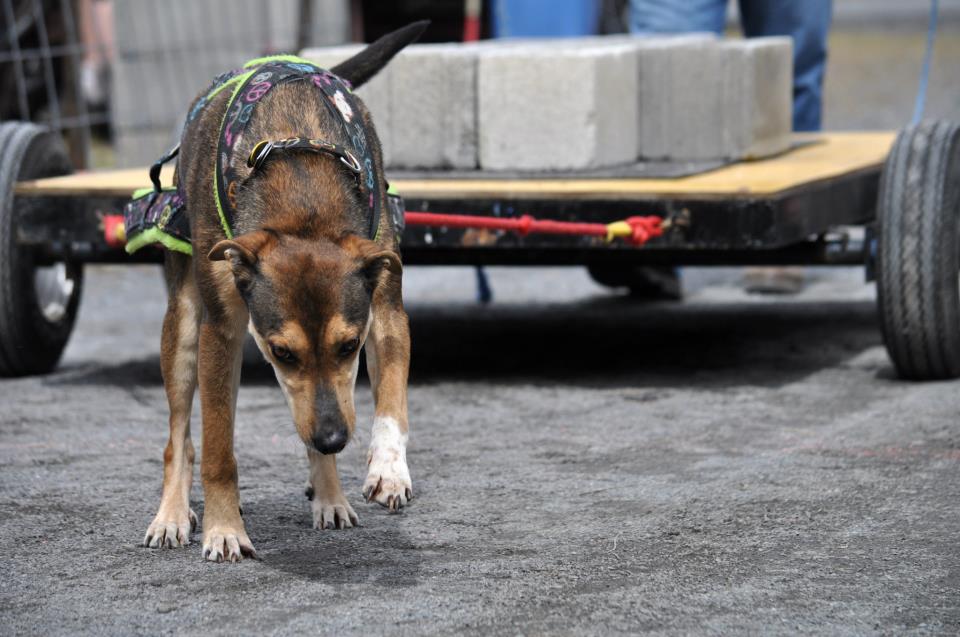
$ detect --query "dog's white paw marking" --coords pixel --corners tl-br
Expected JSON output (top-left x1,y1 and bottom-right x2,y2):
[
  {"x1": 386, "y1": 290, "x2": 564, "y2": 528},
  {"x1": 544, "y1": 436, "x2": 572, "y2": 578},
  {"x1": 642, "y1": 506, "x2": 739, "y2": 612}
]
[
  {"x1": 311, "y1": 492, "x2": 360, "y2": 530},
  {"x1": 362, "y1": 416, "x2": 413, "y2": 512},
  {"x1": 201, "y1": 526, "x2": 257, "y2": 563},
  {"x1": 143, "y1": 508, "x2": 198, "y2": 548}
]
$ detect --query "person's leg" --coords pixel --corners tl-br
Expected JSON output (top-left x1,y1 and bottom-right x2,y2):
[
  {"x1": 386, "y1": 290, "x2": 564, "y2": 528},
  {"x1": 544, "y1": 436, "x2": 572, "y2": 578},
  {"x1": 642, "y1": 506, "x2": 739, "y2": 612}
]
[
  {"x1": 739, "y1": 0, "x2": 832, "y2": 131},
  {"x1": 628, "y1": 0, "x2": 727, "y2": 35}
]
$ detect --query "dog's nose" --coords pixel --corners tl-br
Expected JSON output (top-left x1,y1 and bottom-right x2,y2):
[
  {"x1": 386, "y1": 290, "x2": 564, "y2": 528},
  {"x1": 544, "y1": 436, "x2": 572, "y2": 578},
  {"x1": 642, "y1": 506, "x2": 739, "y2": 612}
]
[{"x1": 312, "y1": 428, "x2": 348, "y2": 454}]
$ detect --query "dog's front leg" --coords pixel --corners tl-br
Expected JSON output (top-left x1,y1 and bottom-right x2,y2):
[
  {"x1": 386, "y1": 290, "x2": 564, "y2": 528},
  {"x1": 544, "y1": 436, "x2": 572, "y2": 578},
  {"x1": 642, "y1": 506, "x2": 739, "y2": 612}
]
[
  {"x1": 307, "y1": 451, "x2": 360, "y2": 529},
  {"x1": 144, "y1": 254, "x2": 200, "y2": 548},
  {"x1": 197, "y1": 310, "x2": 256, "y2": 562},
  {"x1": 362, "y1": 276, "x2": 413, "y2": 511}
]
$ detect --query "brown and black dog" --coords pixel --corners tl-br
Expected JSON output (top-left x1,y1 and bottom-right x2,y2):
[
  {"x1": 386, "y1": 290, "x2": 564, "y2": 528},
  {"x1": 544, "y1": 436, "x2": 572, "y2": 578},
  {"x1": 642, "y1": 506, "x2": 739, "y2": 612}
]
[{"x1": 142, "y1": 24, "x2": 425, "y2": 562}]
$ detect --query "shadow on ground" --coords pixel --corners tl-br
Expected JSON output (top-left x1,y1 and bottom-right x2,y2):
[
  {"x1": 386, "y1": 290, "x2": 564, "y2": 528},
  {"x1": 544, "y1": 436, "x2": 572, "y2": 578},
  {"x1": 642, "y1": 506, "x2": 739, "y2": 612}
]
[{"x1": 49, "y1": 296, "x2": 884, "y2": 390}]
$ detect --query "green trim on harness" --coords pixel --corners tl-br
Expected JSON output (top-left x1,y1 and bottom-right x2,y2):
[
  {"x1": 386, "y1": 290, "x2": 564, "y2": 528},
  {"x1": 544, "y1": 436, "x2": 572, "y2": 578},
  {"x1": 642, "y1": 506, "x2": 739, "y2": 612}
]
[
  {"x1": 205, "y1": 69, "x2": 252, "y2": 103},
  {"x1": 243, "y1": 54, "x2": 315, "y2": 68},
  {"x1": 125, "y1": 225, "x2": 193, "y2": 256},
  {"x1": 131, "y1": 186, "x2": 154, "y2": 199}
]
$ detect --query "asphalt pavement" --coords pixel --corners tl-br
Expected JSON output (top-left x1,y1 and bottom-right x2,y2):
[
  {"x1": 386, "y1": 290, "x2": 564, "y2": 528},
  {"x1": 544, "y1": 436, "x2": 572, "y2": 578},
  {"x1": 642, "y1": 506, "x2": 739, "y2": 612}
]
[{"x1": 2, "y1": 24, "x2": 960, "y2": 637}]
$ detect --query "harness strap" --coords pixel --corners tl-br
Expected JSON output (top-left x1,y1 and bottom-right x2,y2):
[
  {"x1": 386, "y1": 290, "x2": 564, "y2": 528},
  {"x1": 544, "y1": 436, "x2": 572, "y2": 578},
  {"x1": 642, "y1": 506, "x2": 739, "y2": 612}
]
[{"x1": 149, "y1": 144, "x2": 179, "y2": 194}]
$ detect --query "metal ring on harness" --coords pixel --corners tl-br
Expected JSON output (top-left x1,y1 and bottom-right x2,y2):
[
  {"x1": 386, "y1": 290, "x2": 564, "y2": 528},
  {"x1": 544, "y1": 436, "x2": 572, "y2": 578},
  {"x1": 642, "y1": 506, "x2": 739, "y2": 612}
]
[
  {"x1": 339, "y1": 150, "x2": 362, "y2": 174},
  {"x1": 248, "y1": 140, "x2": 274, "y2": 170}
]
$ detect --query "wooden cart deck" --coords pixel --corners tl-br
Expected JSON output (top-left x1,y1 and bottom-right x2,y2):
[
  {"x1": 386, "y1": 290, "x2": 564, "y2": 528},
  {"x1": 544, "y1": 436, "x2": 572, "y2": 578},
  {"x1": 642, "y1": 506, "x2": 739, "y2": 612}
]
[{"x1": 14, "y1": 132, "x2": 895, "y2": 201}]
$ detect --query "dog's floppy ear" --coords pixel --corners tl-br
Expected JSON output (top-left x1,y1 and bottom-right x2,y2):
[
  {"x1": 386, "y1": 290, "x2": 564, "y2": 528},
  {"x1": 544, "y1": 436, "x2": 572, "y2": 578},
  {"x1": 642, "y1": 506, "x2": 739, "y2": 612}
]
[
  {"x1": 331, "y1": 21, "x2": 429, "y2": 89},
  {"x1": 343, "y1": 236, "x2": 402, "y2": 291},
  {"x1": 361, "y1": 249, "x2": 402, "y2": 290},
  {"x1": 208, "y1": 230, "x2": 274, "y2": 269}
]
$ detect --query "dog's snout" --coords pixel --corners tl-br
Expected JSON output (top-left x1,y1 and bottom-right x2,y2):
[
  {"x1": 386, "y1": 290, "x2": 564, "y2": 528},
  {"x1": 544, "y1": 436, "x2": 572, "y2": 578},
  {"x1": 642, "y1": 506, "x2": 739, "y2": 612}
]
[
  {"x1": 310, "y1": 385, "x2": 350, "y2": 454},
  {"x1": 312, "y1": 427, "x2": 348, "y2": 454}
]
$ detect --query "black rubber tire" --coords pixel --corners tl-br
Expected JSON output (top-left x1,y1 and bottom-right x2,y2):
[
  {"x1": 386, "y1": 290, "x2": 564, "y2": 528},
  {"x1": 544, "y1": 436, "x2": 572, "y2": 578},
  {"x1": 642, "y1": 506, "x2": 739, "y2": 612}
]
[
  {"x1": 0, "y1": 122, "x2": 82, "y2": 376},
  {"x1": 876, "y1": 120, "x2": 960, "y2": 380}
]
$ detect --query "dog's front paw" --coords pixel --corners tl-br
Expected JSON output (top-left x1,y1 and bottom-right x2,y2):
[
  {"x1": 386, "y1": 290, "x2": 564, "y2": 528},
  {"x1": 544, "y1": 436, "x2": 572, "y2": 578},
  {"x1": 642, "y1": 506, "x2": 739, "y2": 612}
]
[
  {"x1": 363, "y1": 470, "x2": 412, "y2": 511},
  {"x1": 363, "y1": 417, "x2": 413, "y2": 512},
  {"x1": 143, "y1": 508, "x2": 198, "y2": 548},
  {"x1": 311, "y1": 491, "x2": 360, "y2": 530},
  {"x1": 201, "y1": 525, "x2": 257, "y2": 563}
]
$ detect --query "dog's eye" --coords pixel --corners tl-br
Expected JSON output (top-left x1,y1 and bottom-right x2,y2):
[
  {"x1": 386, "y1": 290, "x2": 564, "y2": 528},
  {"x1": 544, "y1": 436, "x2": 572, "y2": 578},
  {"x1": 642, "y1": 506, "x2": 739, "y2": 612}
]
[
  {"x1": 270, "y1": 344, "x2": 295, "y2": 364},
  {"x1": 338, "y1": 337, "x2": 360, "y2": 358},
  {"x1": 235, "y1": 275, "x2": 252, "y2": 295}
]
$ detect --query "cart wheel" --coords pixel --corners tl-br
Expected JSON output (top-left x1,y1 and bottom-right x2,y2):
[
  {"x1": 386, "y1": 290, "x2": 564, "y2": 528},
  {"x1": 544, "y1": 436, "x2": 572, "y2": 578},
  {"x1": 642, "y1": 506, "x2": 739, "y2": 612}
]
[
  {"x1": 876, "y1": 120, "x2": 960, "y2": 380},
  {"x1": 0, "y1": 122, "x2": 82, "y2": 377}
]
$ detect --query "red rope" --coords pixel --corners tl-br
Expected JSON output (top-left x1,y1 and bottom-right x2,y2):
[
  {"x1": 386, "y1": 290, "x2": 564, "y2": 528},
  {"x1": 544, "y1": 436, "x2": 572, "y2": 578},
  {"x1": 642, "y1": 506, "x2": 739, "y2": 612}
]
[
  {"x1": 404, "y1": 211, "x2": 664, "y2": 246},
  {"x1": 404, "y1": 212, "x2": 603, "y2": 236}
]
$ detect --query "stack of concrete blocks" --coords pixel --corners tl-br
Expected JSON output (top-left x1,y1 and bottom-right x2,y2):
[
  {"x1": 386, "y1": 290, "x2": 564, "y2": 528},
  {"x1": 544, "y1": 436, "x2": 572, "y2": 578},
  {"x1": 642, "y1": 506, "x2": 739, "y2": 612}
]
[
  {"x1": 301, "y1": 34, "x2": 792, "y2": 171},
  {"x1": 473, "y1": 34, "x2": 792, "y2": 166},
  {"x1": 111, "y1": 0, "x2": 349, "y2": 167}
]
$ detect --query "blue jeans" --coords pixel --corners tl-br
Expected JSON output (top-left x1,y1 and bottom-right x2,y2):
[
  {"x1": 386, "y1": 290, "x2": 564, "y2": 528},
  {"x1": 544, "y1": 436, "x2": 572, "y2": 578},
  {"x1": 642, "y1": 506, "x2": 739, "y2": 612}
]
[{"x1": 628, "y1": 0, "x2": 832, "y2": 131}]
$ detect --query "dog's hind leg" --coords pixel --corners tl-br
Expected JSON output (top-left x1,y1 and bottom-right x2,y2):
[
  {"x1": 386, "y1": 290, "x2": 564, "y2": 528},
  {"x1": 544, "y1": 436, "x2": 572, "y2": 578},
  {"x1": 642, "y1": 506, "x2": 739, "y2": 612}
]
[
  {"x1": 144, "y1": 252, "x2": 201, "y2": 548},
  {"x1": 362, "y1": 267, "x2": 413, "y2": 512},
  {"x1": 307, "y1": 451, "x2": 360, "y2": 529},
  {"x1": 196, "y1": 262, "x2": 256, "y2": 562}
]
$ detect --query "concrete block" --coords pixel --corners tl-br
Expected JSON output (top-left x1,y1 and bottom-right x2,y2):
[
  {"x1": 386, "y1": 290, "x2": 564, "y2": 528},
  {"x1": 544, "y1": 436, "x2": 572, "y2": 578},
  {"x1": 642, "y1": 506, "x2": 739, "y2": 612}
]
[
  {"x1": 114, "y1": 0, "x2": 347, "y2": 55},
  {"x1": 300, "y1": 45, "x2": 394, "y2": 165},
  {"x1": 266, "y1": 0, "x2": 349, "y2": 51},
  {"x1": 388, "y1": 44, "x2": 478, "y2": 169},
  {"x1": 478, "y1": 42, "x2": 639, "y2": 171},
  {"x1": 636, "y1": 37, "x2": 729, "y2": 161},
  {"x1": 111, "y1": 55, "x2": 225, "y2": 129},
  {"x1": 115, "y1": 0, "x2": 250, "y2": 55},
  {"x1": 720, "y1": 37, "x2": 793, "y2": 159}
]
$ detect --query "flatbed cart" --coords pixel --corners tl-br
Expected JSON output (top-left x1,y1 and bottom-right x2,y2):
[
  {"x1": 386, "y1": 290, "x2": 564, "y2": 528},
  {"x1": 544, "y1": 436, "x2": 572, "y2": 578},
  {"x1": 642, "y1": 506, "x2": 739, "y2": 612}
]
[{"x1": 3, "y1": 122, "x2": 960, "y2": 380}]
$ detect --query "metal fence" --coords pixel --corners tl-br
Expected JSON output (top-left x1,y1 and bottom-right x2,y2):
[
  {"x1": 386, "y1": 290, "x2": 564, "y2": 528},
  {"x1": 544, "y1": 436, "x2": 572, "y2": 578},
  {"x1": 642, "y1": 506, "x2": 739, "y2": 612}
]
[
  {"x1": 1, "y1": 0, "x2": 349, "y2": 169},
  {"x1": 2, "y1": 0, "x2": 104, "y2": 167}
]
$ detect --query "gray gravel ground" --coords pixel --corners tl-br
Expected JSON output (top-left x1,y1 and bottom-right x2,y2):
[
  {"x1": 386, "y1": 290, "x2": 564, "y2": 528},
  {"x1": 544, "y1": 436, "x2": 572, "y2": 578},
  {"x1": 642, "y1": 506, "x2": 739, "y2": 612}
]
[
  {"x1": 3, "y1": 265, "x2": 958, "y2": 636},
  {"x1": 3, "y1": 24, "x2": 960, "y2": 637}
]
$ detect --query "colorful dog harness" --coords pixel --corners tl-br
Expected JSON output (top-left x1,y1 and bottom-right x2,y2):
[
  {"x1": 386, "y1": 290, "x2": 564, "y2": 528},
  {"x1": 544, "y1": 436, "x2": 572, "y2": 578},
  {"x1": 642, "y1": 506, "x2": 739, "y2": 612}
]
[{"x1": 124, "y1": 54, "x2": 401, "y2": 255}]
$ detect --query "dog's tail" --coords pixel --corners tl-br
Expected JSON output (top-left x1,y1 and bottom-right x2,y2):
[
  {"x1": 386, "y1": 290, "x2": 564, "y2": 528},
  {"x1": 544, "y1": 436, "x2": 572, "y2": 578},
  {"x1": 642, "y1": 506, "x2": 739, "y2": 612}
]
[{"x1": 331, "y1": 21, "x2": 429, "y2": 89}]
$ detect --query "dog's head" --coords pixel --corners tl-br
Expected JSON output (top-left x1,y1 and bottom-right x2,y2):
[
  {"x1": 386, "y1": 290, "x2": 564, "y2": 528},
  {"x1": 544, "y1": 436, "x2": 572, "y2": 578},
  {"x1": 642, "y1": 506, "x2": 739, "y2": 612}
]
[{"x1": 210, "y1": 232, "x2": 400, "y2": 453}]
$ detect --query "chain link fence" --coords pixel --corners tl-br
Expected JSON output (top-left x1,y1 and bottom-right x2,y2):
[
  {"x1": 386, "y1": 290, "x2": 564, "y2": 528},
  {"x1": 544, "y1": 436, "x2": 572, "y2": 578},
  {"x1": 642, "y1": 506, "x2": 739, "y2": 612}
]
[{"x1": 1, "y1": 0, "x2": 349, "y2": 169}]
